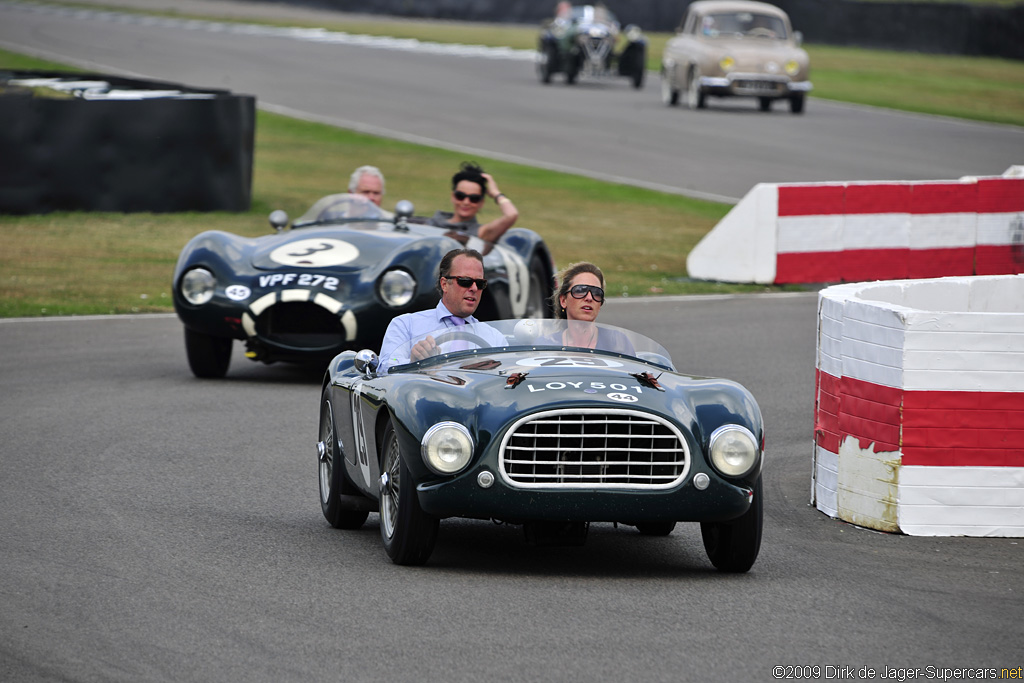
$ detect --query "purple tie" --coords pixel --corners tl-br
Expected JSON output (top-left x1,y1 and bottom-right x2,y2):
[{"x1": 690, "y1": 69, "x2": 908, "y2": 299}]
[{"x1": 447, "y1": 316, "x2": 466, "y2": 351}]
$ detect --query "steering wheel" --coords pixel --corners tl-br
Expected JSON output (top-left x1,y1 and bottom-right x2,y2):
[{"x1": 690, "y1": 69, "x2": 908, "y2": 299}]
[
  {"x1": 747, "y1": 27, "x2": 777, "y2": 38},
  {"x1": 432, "y1": 330, "x2": 492, "y2": 349}
]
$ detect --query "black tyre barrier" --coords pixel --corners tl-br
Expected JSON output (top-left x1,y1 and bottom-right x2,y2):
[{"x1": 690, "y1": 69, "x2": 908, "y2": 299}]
[{"x1": 0, "y1": 70, "x2": 255, "y2": 215}]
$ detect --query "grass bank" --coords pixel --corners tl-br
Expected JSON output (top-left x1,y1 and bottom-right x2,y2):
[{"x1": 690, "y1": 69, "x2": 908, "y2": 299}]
[
  {"x1": 5, "y1": 0, "x2": 1020, "y2": 317},
  {"x1": 2, "y1": 49, "x2": 777, "y2": 318}
]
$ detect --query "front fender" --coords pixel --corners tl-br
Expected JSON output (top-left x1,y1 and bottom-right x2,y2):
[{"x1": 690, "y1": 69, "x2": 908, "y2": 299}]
[
  {"x1": 382, "y1": 380, "x2": 489, "y2": 484},
  {"x1": 172, "y1": 230, "x2": 254, "y2": 284}
]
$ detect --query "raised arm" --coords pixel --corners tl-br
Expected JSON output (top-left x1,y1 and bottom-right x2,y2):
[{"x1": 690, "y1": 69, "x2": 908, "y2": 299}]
[{"x1": 477, "y1": 172, "x2": 519, "y2": 244}]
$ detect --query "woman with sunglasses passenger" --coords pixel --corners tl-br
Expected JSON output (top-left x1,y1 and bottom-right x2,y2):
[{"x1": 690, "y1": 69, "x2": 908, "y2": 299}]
[
  {"x1": 543, "y1": 262, "x2": 634, "y2": 355},
  {"x1": 427, "y1": 161, "x2": 518, "y2": 244}
]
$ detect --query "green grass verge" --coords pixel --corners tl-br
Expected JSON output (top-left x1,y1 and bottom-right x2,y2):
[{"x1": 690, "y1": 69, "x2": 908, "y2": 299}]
[
  {"x1": 2, "y1": 48, "x2": 796, "y2": 318},
  {"x1": 5, "y1": 0, "x2": 1020, "y2": 318}
]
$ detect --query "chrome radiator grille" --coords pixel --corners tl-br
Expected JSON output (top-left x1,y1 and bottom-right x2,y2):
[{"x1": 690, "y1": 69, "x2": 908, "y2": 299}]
[
  {"x1": 499, "y1": 409, "x2": 689, "y2": 489},
  {"x1": 581, "y1": 36, "x2": 612, "y2": 66}
]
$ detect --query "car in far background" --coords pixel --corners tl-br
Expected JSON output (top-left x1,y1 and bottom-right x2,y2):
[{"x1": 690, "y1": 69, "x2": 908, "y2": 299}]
[
  {"x1": 537, "y1": 3, "x2": 647, "y2": 88},
  {"x1": 660, "y1": 0, "x2": 811, "y2": 113},
  {"x1": 172, "y1": 195, "x2": 555, "y2": 378}
]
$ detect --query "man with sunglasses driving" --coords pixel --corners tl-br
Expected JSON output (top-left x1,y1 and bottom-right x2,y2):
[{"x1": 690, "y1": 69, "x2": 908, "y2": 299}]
[
  {"x1": 426, "y1": 161, "x2": 519, "y2": 244},
  {"x1": 377, "y1": 248, "x2": 507, "y2": 372}
]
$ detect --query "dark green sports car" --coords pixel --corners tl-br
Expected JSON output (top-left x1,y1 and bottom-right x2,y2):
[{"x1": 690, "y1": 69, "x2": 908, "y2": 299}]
[
  {"x1": 172, "y1": 195, "x2": 554, "y2": 378},
  {"x1": 317, "y1": 319, "x2": 765, "y2": 571}
]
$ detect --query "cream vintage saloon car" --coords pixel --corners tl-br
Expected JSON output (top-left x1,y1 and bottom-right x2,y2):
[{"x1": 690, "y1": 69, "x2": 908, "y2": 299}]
[{"x1": 660, "y1": 0, "x2": 811, "y2": 113}]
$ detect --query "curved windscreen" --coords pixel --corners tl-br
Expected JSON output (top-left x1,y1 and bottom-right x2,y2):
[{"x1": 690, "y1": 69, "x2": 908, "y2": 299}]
[
  {"x1": 702, "y1": 12, "x2": 788, "y2": 39},
  {"x1": 295, "y1": 193, "x2": 390, "y2": 225},
  {"x1": 571, "y1": 5, "x2": 619, "y2": 28},
  {"x1": 379, "y1": 319, "x2": 674, "y2": 373}
]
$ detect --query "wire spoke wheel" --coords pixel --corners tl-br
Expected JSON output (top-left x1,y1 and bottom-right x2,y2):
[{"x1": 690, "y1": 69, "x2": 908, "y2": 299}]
[
  {"x1": 379, "y1": 421, "x2": 439, "y2": 565},
  {"x1": 318, "y1": 390, "x2": 369, "y2": 529},
  {"x1": 379, "y1": 428, "x2": 401, "y2": 540}
]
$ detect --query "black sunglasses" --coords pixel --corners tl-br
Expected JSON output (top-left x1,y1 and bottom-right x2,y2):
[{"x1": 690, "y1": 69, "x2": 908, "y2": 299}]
[
  {"x1": 453, "y1": 191, "x2": 484, "y2": 203},
  {"x1": 445, "y1": 275, "x2": 488, "y2": 290},
  {"x1": 569, "y1": 284, "x2": 604, "y2": 302}
]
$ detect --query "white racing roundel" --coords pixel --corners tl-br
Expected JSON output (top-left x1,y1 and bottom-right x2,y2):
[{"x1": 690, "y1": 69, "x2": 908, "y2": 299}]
[
  {"x1": 225, "y1": 285, "x2": 251, "y2": 301},
  {"x1": 270, "y1": 238, "x2": 359, "y2": 268}
]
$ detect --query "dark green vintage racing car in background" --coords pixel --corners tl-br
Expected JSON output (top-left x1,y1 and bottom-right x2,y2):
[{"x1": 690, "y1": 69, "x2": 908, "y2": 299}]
[
  {"x1": 537, "y1": 4, "x2": 648, "y2": 88},
  {"x1": 173, "y1": 195, "x2": 555, "y2": 378}
]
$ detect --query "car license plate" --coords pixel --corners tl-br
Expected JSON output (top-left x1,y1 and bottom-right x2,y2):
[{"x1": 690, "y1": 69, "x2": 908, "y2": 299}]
[{"x1": 734, "y1": 80, "x2": 780, "y2": 93}]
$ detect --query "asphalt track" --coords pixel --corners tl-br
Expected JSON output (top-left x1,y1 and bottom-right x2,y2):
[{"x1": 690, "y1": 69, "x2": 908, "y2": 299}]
[
  {"x1": 1, "y1": 2, "x2": 1021, "y2": 681},
  {"x1": 1, "y1": 0, "x2": 1023, "y2": 202},
  {"x1": 2, "y1": 295, "x2": 1021, "y2": 682}
]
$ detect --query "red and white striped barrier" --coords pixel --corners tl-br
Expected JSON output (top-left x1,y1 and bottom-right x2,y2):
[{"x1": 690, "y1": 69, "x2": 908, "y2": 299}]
[
  {"x1": 686, "y1": 167, "x2": 1024, "y2": 284},
  {"x1": 813, "y1": 274, "x2": 1024, "y2": 536}
]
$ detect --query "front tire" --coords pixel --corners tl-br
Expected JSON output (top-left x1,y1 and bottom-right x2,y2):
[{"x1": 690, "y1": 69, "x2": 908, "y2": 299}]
[
  {"x1": 565, "y1": 52, "x2": 580, "y2": 85},
  {"x1": 685, "y1": 67, "x2": 706, "y2": 110},
  {"x1": 759, "y1": 97, "x2": 772, "y2": 112},
  {"x1": 319, "y1": 390, "x2": 370, "y2": 530},
  {"x1": 379, "y1": 420, "x2": 438, "y2": 565},
  {"x1": 700, "y1": 479, "x2": 763, "y2": 572},
  {"x1": 184, "y1": 327, "x2": 232, "y2": 378},
  {"x1": 789, "y1": 93, "x2": 806, "y2": 114}
]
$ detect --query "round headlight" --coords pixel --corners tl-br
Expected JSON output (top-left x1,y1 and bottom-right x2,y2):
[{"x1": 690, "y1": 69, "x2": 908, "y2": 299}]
[
  {"x1": 181, "y1": 267, "x2": 215, "y2": 305},
  {"x1": 719, "y1": 56, "x2": 735, "y2": 72},
  {"x1": 784, "y1": 60, "x2": 800, "y2": 76},
  {"x1": 378, "y1": 269, "x2": 416, "y2": 308},
  {"x1": 421, "y1": 422, "x2": 474, "y2": 475},
  {"x1": 709, "y1": 425, "x2": 759, "y2": 477}
]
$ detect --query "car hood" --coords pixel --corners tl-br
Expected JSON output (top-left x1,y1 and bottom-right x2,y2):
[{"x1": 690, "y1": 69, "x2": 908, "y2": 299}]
[
  {"x1": 347, "y1": 319, "x2": 762, "y2": 444},
  {"x1": 707, "y1": 37, "x2": 806, "y2": 62},
  {"x1": 249, "y1": 224, "x2": 428, "y2": 272},
  {"x1": 383, "y1": 346, "x2": 760, "y2": 444}
]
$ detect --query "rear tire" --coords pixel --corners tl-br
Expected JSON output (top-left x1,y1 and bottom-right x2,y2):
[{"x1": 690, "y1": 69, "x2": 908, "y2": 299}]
[
  {"x1": 523, "y1": 521, "x2": 589, "y2": 546},
  {"x1": 759, "y1": 97, "x2": 772, "y2": 112},
  {"x1": 524, "y1": 253, "x2": 553, "y2": 319},
  {"x1": 700, "y1": 479, "x2": 763, "y2": 572},
  {"x1": 379, "y1": 420, "x2": 438, "y2": 565},
  {"x1": 184, "y1": 327, "x2": 232, "y2": 378},
  {"x1": 538, "y1": 43, "x2": 557, "y2": 84},
  {"x1": 635, "y1": 521, "x2": 676, "y2": 536},
  {"x1": 661, "y1": 68, "x2": 679, "y2": 106},
  {"x1": 630, "y1": 45, "x2": 646, "y2": 89},
  {"x1": 319, "y1": 390, "x2": 370, "y2": 530}
]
